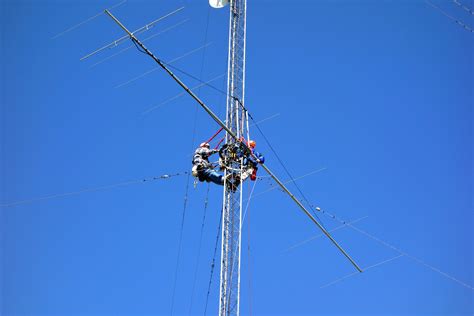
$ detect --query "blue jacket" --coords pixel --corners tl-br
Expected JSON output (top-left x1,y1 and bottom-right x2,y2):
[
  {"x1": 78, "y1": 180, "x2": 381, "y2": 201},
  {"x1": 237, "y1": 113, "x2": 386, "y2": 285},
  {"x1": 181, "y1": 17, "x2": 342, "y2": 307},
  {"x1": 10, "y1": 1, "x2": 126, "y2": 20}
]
[{"x1": 247, "y1": 150, "x2": 265, "y2": 166}]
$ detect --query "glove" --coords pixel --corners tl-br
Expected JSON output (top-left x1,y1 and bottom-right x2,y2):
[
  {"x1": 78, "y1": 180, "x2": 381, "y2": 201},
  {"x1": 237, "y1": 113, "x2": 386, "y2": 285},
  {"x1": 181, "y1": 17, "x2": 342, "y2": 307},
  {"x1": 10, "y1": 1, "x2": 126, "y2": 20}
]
[{"x1": 254, "y1": 151, "x2": 265, "y2": 164}]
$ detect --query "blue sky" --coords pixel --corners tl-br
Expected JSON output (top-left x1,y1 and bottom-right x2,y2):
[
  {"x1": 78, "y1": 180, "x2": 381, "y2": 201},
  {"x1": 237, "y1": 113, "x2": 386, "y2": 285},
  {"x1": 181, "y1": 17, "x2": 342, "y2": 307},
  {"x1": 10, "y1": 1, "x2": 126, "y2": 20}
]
[{"x1": 1, "y1": 0, "x2": 472, "y2": 315}]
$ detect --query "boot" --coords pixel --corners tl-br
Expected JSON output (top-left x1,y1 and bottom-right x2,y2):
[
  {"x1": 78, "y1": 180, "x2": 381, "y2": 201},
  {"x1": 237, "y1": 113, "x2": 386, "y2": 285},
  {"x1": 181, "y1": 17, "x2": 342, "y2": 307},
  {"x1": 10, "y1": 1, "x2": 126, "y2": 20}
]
[
  {"x1": 192, "y1": 165, "x2": 199, "y2": 177},
  {"x1": 250, "y1": 168, "x2": 257, "y2": 181}
]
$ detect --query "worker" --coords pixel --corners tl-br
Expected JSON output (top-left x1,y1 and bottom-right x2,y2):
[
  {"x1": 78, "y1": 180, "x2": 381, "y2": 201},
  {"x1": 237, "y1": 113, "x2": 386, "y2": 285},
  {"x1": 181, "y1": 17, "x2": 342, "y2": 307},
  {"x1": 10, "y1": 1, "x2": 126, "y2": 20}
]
[
  {"x1": 192, "y1": 141, "x2": 242, "y2": 191},
  {"x1": 242, "y1": 140, "x2": 265, "y2": 181},
  {"x1": 192, "y1": 142, "x2": 224, "y2": 185}
]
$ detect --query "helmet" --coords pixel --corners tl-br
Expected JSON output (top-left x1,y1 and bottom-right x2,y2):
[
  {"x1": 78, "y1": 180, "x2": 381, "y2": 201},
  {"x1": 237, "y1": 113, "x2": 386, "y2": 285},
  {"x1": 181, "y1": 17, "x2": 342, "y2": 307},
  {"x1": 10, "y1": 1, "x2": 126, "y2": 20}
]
[
  {"x1": 248, "y1": 140, "x2": 256, "y2": 149},
  {"x1": 200, "y1": 142, "x2": 210, "y2": 148}
]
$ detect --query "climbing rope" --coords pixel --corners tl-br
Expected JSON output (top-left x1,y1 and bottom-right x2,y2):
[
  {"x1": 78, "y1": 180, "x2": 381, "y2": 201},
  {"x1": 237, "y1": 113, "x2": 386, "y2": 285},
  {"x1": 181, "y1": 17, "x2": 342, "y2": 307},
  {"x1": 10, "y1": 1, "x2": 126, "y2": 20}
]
[{"x1": 204, "y1": 207, "x2": 223, "y2": 315}]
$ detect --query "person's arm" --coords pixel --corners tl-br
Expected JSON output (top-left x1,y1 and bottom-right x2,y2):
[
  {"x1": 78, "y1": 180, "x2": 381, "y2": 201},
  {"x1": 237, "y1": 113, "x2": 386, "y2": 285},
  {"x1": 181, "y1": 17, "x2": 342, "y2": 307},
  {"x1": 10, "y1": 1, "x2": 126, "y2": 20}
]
[
  {"x1": 208, "y1": 148, "x2": 219, "y2": 156},
  {"x1": 253, "y1": 151, "x2": 265, "y2": 164},
  {"x1": 200, "y1": 147, "x2": 218, "y2": 159}
]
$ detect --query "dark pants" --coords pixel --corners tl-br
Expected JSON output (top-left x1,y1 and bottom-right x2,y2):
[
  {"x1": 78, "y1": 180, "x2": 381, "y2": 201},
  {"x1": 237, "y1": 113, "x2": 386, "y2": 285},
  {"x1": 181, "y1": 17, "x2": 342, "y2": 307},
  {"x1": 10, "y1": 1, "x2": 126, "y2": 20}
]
[{"x1": 199, "y1": 168, "x2": 224, "y2": 185}]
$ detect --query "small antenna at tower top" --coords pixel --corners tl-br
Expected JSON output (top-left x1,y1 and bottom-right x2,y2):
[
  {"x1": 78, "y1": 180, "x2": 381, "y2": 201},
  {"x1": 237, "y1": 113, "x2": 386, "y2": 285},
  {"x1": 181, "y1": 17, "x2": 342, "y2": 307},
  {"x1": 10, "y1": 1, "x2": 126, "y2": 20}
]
[{"x1": 209, "y1": 0, "x2": 229, "y2": 9}]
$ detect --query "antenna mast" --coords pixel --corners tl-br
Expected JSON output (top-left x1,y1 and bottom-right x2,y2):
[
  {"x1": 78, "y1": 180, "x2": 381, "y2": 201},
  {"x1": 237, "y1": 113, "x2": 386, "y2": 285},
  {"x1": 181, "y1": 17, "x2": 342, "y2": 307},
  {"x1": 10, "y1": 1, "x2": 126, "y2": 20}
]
[{"x1": 219, "y1": 0, "x2": 247, "y2": 315}]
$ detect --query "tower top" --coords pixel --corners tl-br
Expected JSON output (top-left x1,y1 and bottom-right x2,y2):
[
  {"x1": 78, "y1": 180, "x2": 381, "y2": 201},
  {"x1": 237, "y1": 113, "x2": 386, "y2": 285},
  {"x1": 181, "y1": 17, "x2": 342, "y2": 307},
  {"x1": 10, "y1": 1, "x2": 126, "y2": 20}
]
[{"x1": 209, "y1": 0, "x2": 229, "y2": 9}]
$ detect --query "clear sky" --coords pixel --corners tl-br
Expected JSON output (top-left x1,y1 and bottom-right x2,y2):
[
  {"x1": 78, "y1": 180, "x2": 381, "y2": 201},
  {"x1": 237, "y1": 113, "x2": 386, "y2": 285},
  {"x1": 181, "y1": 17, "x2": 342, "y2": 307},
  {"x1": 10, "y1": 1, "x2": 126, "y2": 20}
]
[{"x1": 1, "y1": 0, "x2": 473, "y2": 315}]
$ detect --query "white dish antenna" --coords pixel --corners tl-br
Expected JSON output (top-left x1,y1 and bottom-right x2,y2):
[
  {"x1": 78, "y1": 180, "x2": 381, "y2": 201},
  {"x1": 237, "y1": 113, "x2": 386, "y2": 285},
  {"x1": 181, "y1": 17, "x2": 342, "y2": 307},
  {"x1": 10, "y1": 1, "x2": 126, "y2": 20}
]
[{"x1": 209, "y1": 0, "x2": 229, "y2": 9}]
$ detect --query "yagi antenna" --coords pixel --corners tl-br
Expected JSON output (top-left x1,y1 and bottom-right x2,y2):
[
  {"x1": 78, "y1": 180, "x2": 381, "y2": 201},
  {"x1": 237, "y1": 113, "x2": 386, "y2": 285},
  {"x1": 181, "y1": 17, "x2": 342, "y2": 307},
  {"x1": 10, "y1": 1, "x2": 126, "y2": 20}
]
[
  {"x1": 102, "y1": 8, "x2": 363, "y2": 273},
  {"x1": 80, "y1": 6, "x2": 184, "y2": 61}
]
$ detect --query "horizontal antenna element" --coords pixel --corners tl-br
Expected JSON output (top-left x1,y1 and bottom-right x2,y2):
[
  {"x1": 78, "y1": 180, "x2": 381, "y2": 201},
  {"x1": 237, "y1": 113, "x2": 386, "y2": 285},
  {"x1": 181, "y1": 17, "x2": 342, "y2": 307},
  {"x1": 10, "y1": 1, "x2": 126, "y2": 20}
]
[{"x1": 80, "y1": 6, "x2": 185, "y2": 60}]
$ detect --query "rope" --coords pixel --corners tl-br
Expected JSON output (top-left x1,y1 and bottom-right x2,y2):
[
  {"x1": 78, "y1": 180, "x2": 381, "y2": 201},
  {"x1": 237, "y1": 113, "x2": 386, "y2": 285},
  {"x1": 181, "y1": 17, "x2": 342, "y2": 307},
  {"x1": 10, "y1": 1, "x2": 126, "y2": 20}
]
[
  {"x1": 452, "y1": 0, "x2": 474, "y2": 15},
  {"x1": 214, "y1": 136, "x2": 225, "y2": 149},
  {"x1": 425, "y1": 0, "x2": 474, "y2": 33},
  {"x1": 121, "y1": 12, "x2": 361, "y2": 270},
  {"x1": 319, "y1": 209, "x2": 474, "y2": 291},
  {"x1": 242, "y1": 108, "x2": 328, "y2": 229},
  {"x1": 320, "y1": 254, "x2": 405, "y2": 289},
  {"x1": 204, "y1": 207, "x2": 223, "y2": 315},
  {"x1": 177, "y1": 7, "x2": 213, "y2": 315},
  {"x1": 170, "y1": 18, "x2": 211, "y2": 311},
  {"x1": 242, "y1": 180, "x2": 258, "y2": 224},
  {"x1": 206, "y1": 127, "x2": 224, "y2": 144},
  {"x1": 118, "y1": 43, "x2": 213, "y2": 89},
  {"x1": 248, "y1": 167, "x2": 327, "y2": 201},
  {"x1": 126, "y1": 50, "x2": 325, "y2": 228},
  {"x1": 0, "y1": 172, "x2": 186, "y2": 208},
  {"x1": 283, "y1": 216, "x2": 369, "y2": 253},
  {"x1": 246, "y1": 182, "x2": 254, "y2": 316},
  {"x1": 142, "y1": 74, "x2": 225, "y2": 116},
  {"x1": 132, "y1": 38, "x2": 148, "y2": 55},
  {"x1": 170, "y1": 171, "x2": 191, "y2": 315},
  {"x1": 188, "y1": 184, "x2": 211, "y2": 314},
  {"x1": 164, "y1": 63, "x2": 229, "y2": 96},
  {"x1": 170, "y1": 49, "x2": 206, "y2": 315}
]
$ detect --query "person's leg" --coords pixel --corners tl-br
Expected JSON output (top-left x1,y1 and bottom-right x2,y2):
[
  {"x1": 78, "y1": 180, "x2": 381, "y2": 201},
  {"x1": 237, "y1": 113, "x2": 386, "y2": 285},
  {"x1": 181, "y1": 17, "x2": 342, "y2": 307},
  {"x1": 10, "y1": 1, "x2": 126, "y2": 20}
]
[
  {"x1": 250, "y1": 167, "x2": 258, "y2": 181},
  {"x1": 224, "y1": 172, "x2": 241, "y2": 192},
  {"x1": 241, "y1": 167, "x2": 253, "y2": 181},
  {"x1": 201, "y1": 168, "x2": 224, "y2": 185}
]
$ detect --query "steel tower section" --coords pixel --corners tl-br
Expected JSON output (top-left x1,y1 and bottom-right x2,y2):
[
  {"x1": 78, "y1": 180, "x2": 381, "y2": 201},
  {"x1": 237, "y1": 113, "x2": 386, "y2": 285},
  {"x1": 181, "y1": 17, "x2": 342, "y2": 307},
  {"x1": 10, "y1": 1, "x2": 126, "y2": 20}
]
[{"x1": 219, "y1": 0, "x2": 248, "y2": 315}]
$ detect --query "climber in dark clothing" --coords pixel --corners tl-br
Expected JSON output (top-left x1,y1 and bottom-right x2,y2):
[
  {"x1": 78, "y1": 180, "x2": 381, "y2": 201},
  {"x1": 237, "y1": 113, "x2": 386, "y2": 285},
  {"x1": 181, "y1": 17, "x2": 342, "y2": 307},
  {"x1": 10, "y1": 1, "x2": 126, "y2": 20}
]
[{"x1": 242, "y1": 139, "x2": 265, "y2": 181}]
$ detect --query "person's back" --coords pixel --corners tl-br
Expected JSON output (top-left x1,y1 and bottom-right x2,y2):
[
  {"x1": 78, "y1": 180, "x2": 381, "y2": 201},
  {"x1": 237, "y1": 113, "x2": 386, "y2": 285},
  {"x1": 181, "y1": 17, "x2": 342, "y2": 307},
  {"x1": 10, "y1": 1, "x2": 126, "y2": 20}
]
[
  {"x1": 193, "y1": 147, "x2": 211, "y2": 168},
  {"x1": 192, "y1": 142, "x2": 222, "y2": 184}
]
